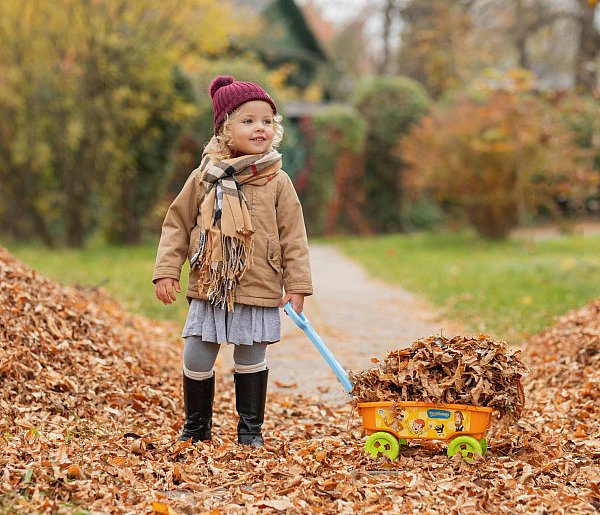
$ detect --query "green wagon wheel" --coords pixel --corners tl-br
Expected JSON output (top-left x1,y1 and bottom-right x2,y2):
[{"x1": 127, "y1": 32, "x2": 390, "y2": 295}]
[
  {"x1": 364, "y1": 432, "x2": 400, "y2": 461},
  {"x1": 479, "y1": 437, "x2": 488, "y2": 456},
  {"x1": 447, "y1": 436, "x2": 483, "y2": 462}
]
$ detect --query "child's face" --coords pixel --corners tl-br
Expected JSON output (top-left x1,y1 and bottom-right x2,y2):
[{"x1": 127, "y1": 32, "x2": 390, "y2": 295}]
[{"x1": 228, "y1": 100, "x2": 275, "y2": 155}]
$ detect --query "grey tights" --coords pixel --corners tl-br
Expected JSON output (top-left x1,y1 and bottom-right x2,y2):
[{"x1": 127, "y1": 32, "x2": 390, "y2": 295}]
[{"x1": 183, "y1": 336, "x2": 268, "y2": 380}]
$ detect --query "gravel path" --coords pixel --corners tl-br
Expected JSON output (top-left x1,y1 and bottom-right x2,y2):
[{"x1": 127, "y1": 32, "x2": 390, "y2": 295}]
[{"x1": 218, "y1": 244, "x2": 463, "y2": 404}]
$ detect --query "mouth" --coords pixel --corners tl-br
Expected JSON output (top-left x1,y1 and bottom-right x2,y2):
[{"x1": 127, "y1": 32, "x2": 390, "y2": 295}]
[{"x1": 251, "y1": 137, "x2": 266, "y2": 142}]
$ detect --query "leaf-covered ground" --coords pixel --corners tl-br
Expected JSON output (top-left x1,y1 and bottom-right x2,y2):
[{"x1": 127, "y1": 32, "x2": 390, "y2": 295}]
[{"x1": 1, "y1": 247, "x2": 598, "y2": 514}]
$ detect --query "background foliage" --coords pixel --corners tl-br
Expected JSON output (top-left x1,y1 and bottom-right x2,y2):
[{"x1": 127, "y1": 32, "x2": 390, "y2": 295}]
[
  {"x1": 1, "y1": 0, "x2": 599, "y2": 249},
  {"x1": 0, "y1": 0, "x2": 245, "y2": 247},
  {"x1": 353, "y1": 76, "x2": 431, "y2": 233},
  {"x1": 401, "y1": 78, "x2": 597, "y2": 239},
  {"x1": 296, "y1": 106, "x2": 369, "y2": 236}
]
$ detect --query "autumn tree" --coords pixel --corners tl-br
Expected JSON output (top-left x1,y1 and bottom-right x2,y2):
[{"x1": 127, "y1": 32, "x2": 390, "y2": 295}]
[
  {"x1": 0, "y1": 0, "x2": 248, "y2": 246},
  {"x1": 573, "y1": 0, "x2": 600, "y2": 91},
  {"x1": 396, "y1": 0, "x2": 485, "y2": 99},
  {"x1": 396, "y1": 0, "x2": 598, "y2": 98},
  {"x1": 470, "y1": 0, "x2": 598, "y2": 92},
  {"x1": 401, "y1": 78, "x2": 596, "y2": 239}
]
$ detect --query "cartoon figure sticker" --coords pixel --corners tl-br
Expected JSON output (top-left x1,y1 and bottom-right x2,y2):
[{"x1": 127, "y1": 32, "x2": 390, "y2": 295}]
[
  {"x1": 383, "y1": 413, "x2": 404, "y2": 433},
  {"x1": 454, "y1": 411, "x2": 465, "y2": 432},
  {"x1": 408, "y1": 418, "x2": 432, "y2": 436}
]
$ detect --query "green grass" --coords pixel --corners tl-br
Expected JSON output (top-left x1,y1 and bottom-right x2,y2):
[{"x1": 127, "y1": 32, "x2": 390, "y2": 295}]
[
  {"x1": 335, "y1": 230, "x2": 600, "y2": 343},
  {"x1": 2, "y1": 240, "x2": 190, "y2": 327},
  {"x1": 3, "y1": 229, "x2": 599, "y2": 344}
]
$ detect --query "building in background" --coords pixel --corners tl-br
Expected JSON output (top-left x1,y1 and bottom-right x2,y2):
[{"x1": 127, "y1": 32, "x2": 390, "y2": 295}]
[{"x1": 235, "y1": 0, "x2": 328, "y2": 90}]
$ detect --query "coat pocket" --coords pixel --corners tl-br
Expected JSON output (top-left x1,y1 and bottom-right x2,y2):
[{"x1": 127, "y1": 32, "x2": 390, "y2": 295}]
[{"x1": 266, "y1": 234, "x2": 281, "y2": 274}]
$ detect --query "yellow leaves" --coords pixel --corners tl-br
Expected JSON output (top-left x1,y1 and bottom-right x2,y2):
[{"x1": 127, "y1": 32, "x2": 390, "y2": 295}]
[
  {"x1": 192, "y1": 0, "x2": 253, "y2": 55},
  {"x1": 559, "y1": 257, "x2": 577, "y2": 271},
  {"x1": 521, "y1": 295, "x2": 533, "y2": 306},
  {"x1": 151, "y1": 501, "x2": 179, "y2": 514},
  {"x1": 505, "y1": 68, "x2": 537, "y2": 92},
  {"x1": 477, "y1": 68, "x2": 536, "y2": 94},
  {"x1": 303, "y1": 83, "x2": 323, "y2": 103},
  {"x1": 314, "y1": 450, "x2": 328, "y2": 461},
  {"x1": 172, "y1": 463, "x2": 182, "y2": 483},
  {"x1": 65, "y1": 464, "x2": 85, "y2": 480},
  {"x1": 110, "y1": 456, "x2": 128, "y2": 467}
]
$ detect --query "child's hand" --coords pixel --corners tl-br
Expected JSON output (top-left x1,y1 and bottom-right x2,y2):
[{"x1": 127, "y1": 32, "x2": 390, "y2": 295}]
[
  {"x1": 155, "y1": 278, "x2": 181, "y2": 305},
  {"x1": 280, "y1": 293, "x2": 304, "y2": 314}
]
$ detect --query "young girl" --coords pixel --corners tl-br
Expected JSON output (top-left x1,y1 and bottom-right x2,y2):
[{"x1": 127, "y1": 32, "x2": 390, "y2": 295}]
[{"x1": 153, "y1": 75, "x2": 313, "y2": 448}]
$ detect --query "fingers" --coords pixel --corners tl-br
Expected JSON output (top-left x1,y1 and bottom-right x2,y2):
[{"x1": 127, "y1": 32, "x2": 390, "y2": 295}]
[
  {"x1": 292, "y1": 297, "x2": 304, "y2": 314},
  {"x1": 155, "y1": 284, "x2": 170, "y2": 305},
  {"x1": 155, "y1": 279, "x2": 180, "y2": 305},
  {"x1": 166, "y1": 282, "x2": 178, "y2": 302},
  {"x1": 281, "y1": 294, "x2": 304, "y2": 314}
]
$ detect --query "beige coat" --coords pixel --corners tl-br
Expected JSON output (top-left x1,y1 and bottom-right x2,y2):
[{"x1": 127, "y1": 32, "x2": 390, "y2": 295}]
[{"x1": 153, "y1": 165, "x2": 313, "y2": 307}]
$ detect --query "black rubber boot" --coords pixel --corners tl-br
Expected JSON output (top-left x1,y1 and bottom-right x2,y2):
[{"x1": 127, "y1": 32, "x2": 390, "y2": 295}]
[
  {"x1": 234, "y1": 369, "x2": 268, "y2": 448},
  {"x1": 178, "y1": 374, "x2": 214, "y2": 443}
]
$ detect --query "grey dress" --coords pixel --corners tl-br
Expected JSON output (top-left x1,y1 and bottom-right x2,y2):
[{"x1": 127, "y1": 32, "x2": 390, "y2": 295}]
[{"x1": 182, "y1": 299, "x2": 281, "y2": 345}]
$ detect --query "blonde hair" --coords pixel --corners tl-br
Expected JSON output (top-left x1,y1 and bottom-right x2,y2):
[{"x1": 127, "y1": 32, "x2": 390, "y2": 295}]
[{"x1": 205, "y1": 107, "x2": 284, "y2": 159}]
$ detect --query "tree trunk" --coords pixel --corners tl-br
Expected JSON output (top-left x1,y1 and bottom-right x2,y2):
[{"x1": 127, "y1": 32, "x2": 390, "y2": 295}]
[
  {"x1": 574, "y1": 1, "x2": 600, "y2": 92},
  {"x1": 29, "y1": 203, "x2": 56, "y2": 247},
  {"x1": 378, "y1": 0, "x2": 396, "y2": 74},
  {"x1": 514, "y1": 0, "x2": 530, "y2": 70}
]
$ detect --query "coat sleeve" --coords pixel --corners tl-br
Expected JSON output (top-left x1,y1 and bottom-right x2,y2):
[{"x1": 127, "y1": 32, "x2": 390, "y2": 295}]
[
  {"x1": 276, "y1": 173, "x2": 313, "y2": 295},
  {"x1": 152, "y1": 170, "x2": 203, "y2": 283}
]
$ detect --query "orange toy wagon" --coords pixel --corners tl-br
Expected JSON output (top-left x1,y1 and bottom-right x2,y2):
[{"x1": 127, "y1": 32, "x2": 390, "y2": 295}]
[
  {"x1": 358, "y1": 401, "x2": 493, "y2": 461},
  {"x1": 284, "y1": 304, "x2": 494, "y2": 462}
]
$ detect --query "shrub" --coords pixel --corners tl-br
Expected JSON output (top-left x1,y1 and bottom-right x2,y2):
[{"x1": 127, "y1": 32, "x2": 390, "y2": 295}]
[
  {"x1": 404, "y1": 196, "x2": 445, "y2": 231},
  {"x1": 353, "y1": 76, "x2": 430, "y2": 232},
  {"x1": 401, "y1": 90, "x2": 596, "y2": 239},
  {"x1": 555, "y1": 94, "x2": 600, "y2": 217},
  {"x1": 296, "y1": 105, "x2": 369, "y2": 236}
]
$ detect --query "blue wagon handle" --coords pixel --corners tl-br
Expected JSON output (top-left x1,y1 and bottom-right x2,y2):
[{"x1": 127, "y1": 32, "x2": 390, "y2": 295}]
[{"x1": 283, "y1": 302, "x2": 354, "y2": 394}]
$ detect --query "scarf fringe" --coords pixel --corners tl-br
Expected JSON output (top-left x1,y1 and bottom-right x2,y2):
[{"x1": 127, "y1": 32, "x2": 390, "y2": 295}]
[
  {"x1": 192, "y1": 151, "x2": 280, "y2": 312},
  {"x1": 195, "y1": 231, "x2": 254, "y2": 311}
]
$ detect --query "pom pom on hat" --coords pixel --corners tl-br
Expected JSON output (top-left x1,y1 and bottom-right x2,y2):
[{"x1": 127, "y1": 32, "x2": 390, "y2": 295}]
[
  {"x1": 209, "y1": 75, "x2": 234, "y2": 99},
  {"x1": 209, "y1": 75, "x2": 277, "y2": 134}
]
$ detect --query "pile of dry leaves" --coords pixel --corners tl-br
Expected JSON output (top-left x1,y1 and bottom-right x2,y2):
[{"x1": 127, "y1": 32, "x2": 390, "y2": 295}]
[
  {"x1": 350, "y1": 335, "x2": 528, "y2": 419},
  {"x1": 1, "y1": 247, "x2": 598, "y2": 514}
]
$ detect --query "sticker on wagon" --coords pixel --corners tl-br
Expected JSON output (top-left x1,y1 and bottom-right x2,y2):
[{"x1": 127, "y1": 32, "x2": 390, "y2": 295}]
[
  {"x1": 427, "y1": 409, "x2": 451, "y2": 419},
  {"x1": 374, "y1": 405, "x2": 472, "y2": 439}
]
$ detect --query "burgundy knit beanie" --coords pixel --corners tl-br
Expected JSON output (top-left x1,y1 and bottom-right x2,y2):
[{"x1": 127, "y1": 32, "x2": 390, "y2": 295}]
[{"x1": 209, "y1": 75, "x2": 277, "y2": 134}]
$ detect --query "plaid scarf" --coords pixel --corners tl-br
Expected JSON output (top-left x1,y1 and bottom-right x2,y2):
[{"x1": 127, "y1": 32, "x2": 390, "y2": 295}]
[{"x1": 191, "y1": 150, "x2": 281, "y2": 310}]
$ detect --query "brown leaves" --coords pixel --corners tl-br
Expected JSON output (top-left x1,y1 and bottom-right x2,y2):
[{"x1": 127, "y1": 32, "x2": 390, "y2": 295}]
[
  {"x1": 1, "y1": 247, "x2": 599, "y2": 513},
  {"x1": 350, "y1": 335, "x2": 529, "y2": 419}
]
